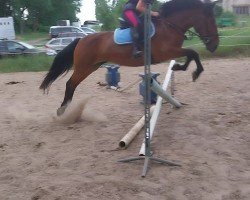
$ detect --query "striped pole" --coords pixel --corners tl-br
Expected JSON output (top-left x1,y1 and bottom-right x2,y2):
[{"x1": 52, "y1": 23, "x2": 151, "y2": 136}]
[{"x1": 139, "y1": 60, "x2": 181, "y2": 156}]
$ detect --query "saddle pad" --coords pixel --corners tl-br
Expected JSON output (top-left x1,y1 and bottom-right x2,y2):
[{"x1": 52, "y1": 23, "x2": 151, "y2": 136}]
[{"x1": 114, "y1": 22, "x2": 155, "y2": 45}]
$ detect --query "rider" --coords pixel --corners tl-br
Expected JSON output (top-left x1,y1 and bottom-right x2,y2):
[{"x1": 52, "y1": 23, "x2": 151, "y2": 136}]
[{"x1": 122, "y1": 0, "x2": 159, "y2": 58}]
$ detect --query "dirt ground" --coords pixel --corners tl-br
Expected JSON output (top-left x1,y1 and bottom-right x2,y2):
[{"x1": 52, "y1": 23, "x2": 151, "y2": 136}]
[{"x1": 0, "y1": 58, "x2": 249, "y2": 200}]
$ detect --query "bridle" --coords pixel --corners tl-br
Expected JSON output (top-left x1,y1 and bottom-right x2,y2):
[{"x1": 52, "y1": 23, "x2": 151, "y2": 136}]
[{"x1": 162, "y1": 20, "x2": 218, "y2": 45}]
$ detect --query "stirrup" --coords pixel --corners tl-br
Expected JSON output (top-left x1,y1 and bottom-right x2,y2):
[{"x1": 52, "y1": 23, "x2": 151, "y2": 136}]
[{"x1": 133, "y1": 49, "x2": 142, "y2": 58}]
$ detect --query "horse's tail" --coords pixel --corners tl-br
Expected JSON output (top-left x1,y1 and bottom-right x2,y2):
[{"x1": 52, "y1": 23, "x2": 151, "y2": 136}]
[{"x1": 39, "y1": 38, "x2": 81, "y2": 91}]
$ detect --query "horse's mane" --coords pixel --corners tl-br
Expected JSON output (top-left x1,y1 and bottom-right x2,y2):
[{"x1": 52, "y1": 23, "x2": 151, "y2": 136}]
[{"x1": 160, "y1": 0, "x2": 211, "y2": 17}]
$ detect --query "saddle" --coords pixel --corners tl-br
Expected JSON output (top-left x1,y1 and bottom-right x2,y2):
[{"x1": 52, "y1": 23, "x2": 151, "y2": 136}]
[{"x1": 113, "y1": 17, "x2": 156, "y2": 45}]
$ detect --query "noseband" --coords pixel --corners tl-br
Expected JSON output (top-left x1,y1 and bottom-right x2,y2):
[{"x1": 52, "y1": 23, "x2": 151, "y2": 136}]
[{"x1": 186, "y1": 29, "x2": 218, "y2": 44}]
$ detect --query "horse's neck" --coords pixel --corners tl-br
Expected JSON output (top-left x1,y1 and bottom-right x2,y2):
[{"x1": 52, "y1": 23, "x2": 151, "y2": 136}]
[{"x1": 165, "y1": 11, "x2": 199, "y2": 33}]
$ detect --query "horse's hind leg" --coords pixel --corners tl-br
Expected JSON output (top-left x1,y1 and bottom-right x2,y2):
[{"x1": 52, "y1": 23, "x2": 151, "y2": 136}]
[
  {"x1": 57, "y1": 77, "x2": 76, "y2": 116},
  {"x1": 57, "y1": 64, "x2": 99, "y2": 116}
]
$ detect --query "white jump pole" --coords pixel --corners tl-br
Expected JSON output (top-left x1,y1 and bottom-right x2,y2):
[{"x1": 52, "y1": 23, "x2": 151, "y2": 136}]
[
  {"x1": 139, "y1": 60, "x2": 180, "y2": 156},
  {"x1": 151, "y1": 79, "x2": 181, "y2": 108}
]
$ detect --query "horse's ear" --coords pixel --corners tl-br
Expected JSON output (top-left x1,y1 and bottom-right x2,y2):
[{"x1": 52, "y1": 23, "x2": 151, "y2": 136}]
[
  {"x1": 204, "y1": 1, "x2": 216, "y2": 16},
  {"x1": 203, "y1": 0, "x2": 216, "y2": 6},
  {"x1": 211, "y1": 1, "x2": 217, "y2": 7},
  {"x1": 203, "y1": 0, "x2": 212, "y2": 3},
  {"x1": 210, "y1": 2, "x2": 216, "y2": 8},
  {"x1": 207, "y1": 0, "x2": 217, "y2": 7}
]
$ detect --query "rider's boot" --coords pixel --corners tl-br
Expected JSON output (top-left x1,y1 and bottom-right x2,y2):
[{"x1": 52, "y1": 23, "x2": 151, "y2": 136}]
[{"x1": 131, "y1": 27, "x2": 142, "y2": 58}]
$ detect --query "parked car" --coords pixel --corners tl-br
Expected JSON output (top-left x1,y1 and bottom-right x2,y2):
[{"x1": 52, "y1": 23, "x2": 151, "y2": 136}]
[
  {"x1": 49, "y1": 26, "x2": 86, "y2": 38},
  {"x1": 0, "y1": 39, "x2": 44, "y2": 58},
  {"x1": 80, "y1": 26, "x2": 96, "y2": 34},
  {"x1": 57, "y1": 32, "x2": 87, "y2": 38},
  {"x1": 45, "y1": 37, "x2": 79, "y2": 54}
]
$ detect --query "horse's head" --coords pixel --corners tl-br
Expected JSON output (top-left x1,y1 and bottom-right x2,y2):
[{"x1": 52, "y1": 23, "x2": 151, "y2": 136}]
[
  {"x1": 159, "y1": 0, "x2": 219, "y2": 53},
  {"x1": 193, "y1": 1, "x2": 219, "y2": 52}
]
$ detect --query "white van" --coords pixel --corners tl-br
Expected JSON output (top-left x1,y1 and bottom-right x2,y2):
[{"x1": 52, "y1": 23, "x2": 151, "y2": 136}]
[{"x1": 0, "y1": 17, "x2": 15, "y2": 40}]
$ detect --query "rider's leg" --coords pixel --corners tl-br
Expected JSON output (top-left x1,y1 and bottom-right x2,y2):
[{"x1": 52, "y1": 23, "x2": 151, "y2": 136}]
[{"x1": 123, "y1": 10, "x2": 142, "y2": 58}]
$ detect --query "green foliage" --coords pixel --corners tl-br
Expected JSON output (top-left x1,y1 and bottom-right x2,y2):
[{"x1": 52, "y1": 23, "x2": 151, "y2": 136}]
[
  {"x1": 152, "y1": 0, "x2": 162, "y2": 10},
  {"x1": 1, "y1": 0, "x2": 82, "y2": 33},
  {"x1": 95, "y1": 0, "x2": 119, "y2": 30},
  {"x1": 95, "y1": 0, "x2": 162, "y2": 31},
  {"x1": 216, "y1": 8, "x2": 237, "y2": 27},
  {"x1": 37, "y1": 25, "x2": 51, "y2": 33},
  {"x1": 214, "y1": 5, "x2": 223, "y2": 17},
  {"x1": 220, "y1": 11, "x2": 237, "y2": 21},
  {"x1": 0, "y1": 0, "x2": 12, "y2": 17}
]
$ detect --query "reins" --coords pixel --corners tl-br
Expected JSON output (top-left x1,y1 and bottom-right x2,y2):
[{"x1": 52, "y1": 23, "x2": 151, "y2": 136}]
[
  {"x1": 162, "y1": 19, "x2": 218, "y2": 44},
  {"x1": 162, "y1": 20, "x2": 188, "y2": 39}
]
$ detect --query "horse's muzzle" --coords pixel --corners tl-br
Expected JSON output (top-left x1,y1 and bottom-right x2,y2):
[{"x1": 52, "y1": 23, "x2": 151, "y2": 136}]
[
  {"x1": 207, "y1": 43, "x2": 218, "y2": 53},
  {"x1": 206, "y1": 38, "x2": 219, "y2": 53}
]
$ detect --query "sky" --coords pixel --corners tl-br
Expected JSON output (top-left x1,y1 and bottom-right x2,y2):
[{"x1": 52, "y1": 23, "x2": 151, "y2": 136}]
[
  {"x1": 77, "y1": 0, "x2": 167, "y2": 24},
  {"x1": 77, "y1": 0, "x2": 96, "y2": 24}
]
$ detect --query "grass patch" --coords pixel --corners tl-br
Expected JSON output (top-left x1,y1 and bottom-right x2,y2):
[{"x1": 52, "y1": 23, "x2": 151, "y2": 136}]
[
  {"x1": 1, "y1": 23, "x2": 250, "y2": 74},
  {"x1": 0, "y1": 55, "x2": 53, "y2": 73},
  {"x1": 183, "y1": 24, "x2": 250, "y2": 58},
  {"x1": 16, "y1": 32, "x2": 49, "y2": 41},
  {"x1": 191, "y1": 46, "x2": 250, "y2": 58},
  {"x1": 16, "y1": 32, "x2": 49, "y2": 47}
]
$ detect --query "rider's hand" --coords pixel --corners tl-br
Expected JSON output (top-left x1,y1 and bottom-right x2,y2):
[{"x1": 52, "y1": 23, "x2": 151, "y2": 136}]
[{"x1": 151, "y1": 11, "x2": 159, "y2": 17}]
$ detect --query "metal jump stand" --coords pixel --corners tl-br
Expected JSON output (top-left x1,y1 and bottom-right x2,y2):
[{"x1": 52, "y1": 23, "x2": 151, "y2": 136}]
[{"x1": 118, "y1": 1, "x2": 180, "y2": 177}]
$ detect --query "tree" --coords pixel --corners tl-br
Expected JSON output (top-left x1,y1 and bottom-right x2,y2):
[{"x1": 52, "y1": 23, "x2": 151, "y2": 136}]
[
  {"x1": 95, "y1": 0, "x2": 117, "y2": 30},
  {"x1": 10, "y1": 0, "x2": 29, "y2": 34},
  {"x1": 24, "y1": 0, "x2": 53, "y2": 31},
  {"x1": 49, "y1": 0, "x2": 81, "y2": 25},
  {"x1": 0, "y1": 0, "x2": 13, "y2": 17},
  {"x1": 214, "y1": 4, "x2": 223, "y2": 17},
  {"x1": 95, "y1": 0, "x2": 163, "y2": 31},
  {"x1": 1, "y1": 0, "x2": 82, "y2": 33}
]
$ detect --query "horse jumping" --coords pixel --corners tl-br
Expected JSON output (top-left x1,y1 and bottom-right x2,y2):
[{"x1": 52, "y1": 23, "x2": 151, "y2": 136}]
[{"x1": 40, "y1": 0, "x2": 219, "y2": 115}]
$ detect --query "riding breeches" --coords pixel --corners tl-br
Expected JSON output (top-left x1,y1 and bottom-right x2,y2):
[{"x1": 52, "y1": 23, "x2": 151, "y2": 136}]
[{"x1": 123, "y1": 10, "x2": 140, "y2": 28}]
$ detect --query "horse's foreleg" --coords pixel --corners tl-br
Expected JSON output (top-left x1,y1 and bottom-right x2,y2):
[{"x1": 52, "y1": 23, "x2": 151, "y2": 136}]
[
  {"x1": 171, "y1": 49, "x2": 203, "y2": 81},
  {"x1": 192, "y1": 55, "x2": 204, "y2": 82},
  {"x1": 172, "y1": 53, "x2": 192, "y2": 71}
]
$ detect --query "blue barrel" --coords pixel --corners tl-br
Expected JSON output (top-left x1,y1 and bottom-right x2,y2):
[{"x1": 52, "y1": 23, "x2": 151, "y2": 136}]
[
  {"x1": 139, "y1": 72, "x2": 160, "y2": 104},
  {"x1": 105, "y1": 65, "x2": 120, "y2": 87}
]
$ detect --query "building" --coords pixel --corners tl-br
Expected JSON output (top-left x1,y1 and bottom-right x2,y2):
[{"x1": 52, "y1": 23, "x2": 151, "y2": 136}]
[
  {"x1": 0, "y1": 17, "x2": 15, "y2": 40},
  {"x1": 222, "y1": 0, "x2": 250, "y2": 15}
]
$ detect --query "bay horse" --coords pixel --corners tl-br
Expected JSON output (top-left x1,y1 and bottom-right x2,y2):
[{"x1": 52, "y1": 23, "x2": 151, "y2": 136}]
[{"x1": 40, "y1": 0, "x2": 219, "y2": 116}]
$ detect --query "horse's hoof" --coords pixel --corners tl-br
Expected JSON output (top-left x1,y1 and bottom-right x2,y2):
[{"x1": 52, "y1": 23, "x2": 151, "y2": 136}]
[
  {"x1": 172, "y1": 63, "x2": 186, "y2": 71},
  {"x1": 192, "y1": 71, "x2": 199, "y2": 82},
  {"x1": 57, "y1": 106, "x2": 67, "y2": 116},
  {"x1": 172, "y1": 63, "x2": 181, "y2": 71},
  {"x1": 133, "y1": 51, "x2": 142, "y2": 58}
]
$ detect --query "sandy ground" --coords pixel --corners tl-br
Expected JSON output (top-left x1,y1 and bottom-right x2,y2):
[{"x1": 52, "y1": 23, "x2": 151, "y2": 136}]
[{"x1": 0, "y1": 58, "x2": 249, "y2": 200}]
